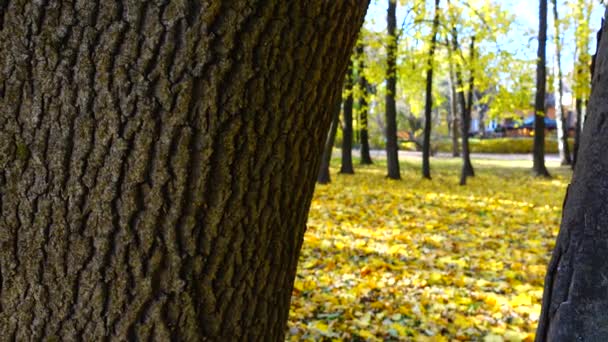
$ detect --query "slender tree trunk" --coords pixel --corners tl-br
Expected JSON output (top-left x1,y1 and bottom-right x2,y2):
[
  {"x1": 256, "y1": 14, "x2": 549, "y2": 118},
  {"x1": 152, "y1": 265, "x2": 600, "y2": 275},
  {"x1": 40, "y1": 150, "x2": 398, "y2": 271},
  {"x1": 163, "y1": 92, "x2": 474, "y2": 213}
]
[
  {"x1": 460, "y1": 36, "x2": 476, "y2": 185},
  {"x1": 478, "y1": 104, "x2": 487, "y2": 137},
  {"x1": 357, "y1": 44, "x2": 373, "y2": 165},
  {"x1": 572, "y1": 97, "x2": 583, "y2": 167},
  {"x1": 552, "y1": 0, "x2": 572, "y2": 166},
  {"x1": 318, "y1": 100, "x2": 342, "y2": 184},
  {"x1": 536, "y1": 16, "x2": 608, "y2": 341},
  {"x1": 422, "y1": 0, "x2": 441, "y2": 179},
  {"x1": 448, "y1": 47, "x2": 460, "y2": 157},
  {"x1": 386, "y1": 0, "x2": 401, "y2": 179},
  {"x1": 0, "y1": 1, "x2": 369, "y2": 340},
  {"x1": 340, "y1": 61, "x2": 355, "y2": 174},
  {"x1": 450, "y1": 27, "x2": 474, "y2": 185},
  {"x1": 533, "y1": 0, "x2": 551, "y2": 177}
]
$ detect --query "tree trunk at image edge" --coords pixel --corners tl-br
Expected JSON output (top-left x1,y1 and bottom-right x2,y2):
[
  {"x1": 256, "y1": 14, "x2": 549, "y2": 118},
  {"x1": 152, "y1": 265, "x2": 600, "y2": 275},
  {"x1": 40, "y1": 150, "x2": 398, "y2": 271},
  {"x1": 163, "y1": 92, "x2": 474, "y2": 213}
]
[
  {"x1": 535, "y1": 14, "x2": 608, "y2": 341},
  {"x1": 552, "y1": 0, "x2": 572, "y2": 166},
  {"x1": 357, "y1": 44, "x2": 373, "y2": 165},
  {"x1": 0, "y1": 1, "x2": 369, "y2": 340},
  {"x1": 386, "y1": 0, "x2": 401, "y2": 180},
  {"x1": 340, "y1": 61, "x2": 355, "y2": 174},
  {"x1": 533, "y1": 0, "x2": 551, "y2": 177},
  {"x1": 318, "y1": 100, "x2": 342, "y2": 184},
  {"x1": 422, "y1": 0, "x2": 440, "y2": 180}
]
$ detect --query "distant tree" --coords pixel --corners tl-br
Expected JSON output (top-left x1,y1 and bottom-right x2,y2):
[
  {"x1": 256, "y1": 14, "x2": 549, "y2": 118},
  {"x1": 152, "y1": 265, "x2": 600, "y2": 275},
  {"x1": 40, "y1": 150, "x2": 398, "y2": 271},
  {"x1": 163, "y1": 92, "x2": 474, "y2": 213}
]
[
  {"x1": 341, "y1": 61, "x2": 355, "y2": 174},
  {"x1": 533, "y1": 0, "x2": 551, "y2": 177},
  {"x1": 357, "y1": 43, "x2": 374, "y2": 165},
  {"x1": 386, "y1": 0, "x2": 401, "y2": 179},
  {"x1": 0, "y1": 1, "x2": 369, "y2": 340},
  {"x1": 570, "y1": 0, "x2": 594, "y2": 167},
  {"x1": 422, "y1": 0, "x2": 441, "y2": 179},
  {"x1": 448, "y1": 39, "x2": 461, "y2": 157},
  {"x1": 551, "y1": 0, "x2": 572, "y2": 166},
  {"x1": 536, "y1": 20, "x2": 608, "y2": 341},
  {"x1": 447, "y1": 0, "x2": 475, "y2": 185},
  {"x1": 318, "y1": 100, "x2": 342, "y2": 184},
  {"x1": 459, "y1": 36, "x2": 476, "y2": 185}
]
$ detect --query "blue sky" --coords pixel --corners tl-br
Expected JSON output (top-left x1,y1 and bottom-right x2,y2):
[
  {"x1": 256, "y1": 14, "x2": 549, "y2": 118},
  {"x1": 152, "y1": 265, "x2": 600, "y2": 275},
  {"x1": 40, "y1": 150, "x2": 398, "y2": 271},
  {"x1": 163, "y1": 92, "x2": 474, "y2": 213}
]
[{"x1": 364, "y1": 0, "x2": 605, "y2": 73}]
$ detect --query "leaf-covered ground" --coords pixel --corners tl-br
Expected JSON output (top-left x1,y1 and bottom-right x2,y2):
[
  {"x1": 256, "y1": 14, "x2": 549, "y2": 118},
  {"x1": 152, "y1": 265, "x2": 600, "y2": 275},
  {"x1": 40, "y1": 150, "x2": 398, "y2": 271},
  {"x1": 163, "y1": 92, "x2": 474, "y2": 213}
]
[{"x1": 287, "y1": 157, "x2": 571, "y2": 341}]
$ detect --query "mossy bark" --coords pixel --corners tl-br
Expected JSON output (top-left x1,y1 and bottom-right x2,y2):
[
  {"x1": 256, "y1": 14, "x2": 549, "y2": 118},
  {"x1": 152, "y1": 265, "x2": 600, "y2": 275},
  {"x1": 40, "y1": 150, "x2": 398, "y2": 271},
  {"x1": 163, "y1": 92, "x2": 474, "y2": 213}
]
[
  {"x1": 0, "y1": 1, "x2": 368, "y2": 340},
  {"x1": 536, "y1": 11, "x2": 608, "y2": 341}
]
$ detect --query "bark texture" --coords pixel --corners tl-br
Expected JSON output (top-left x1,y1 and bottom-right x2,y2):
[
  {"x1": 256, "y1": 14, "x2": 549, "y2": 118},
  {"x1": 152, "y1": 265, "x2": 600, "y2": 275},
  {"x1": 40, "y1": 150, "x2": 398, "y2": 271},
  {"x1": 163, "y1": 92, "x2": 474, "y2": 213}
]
[
  {"x1": 318, "y1": 100, "x2": 341, "y2": 184},
  {"x1": 533, "y1": 0, "x2": 551, "y2": 177},
  {"x1": 0, "y1": 1, "x2": 368, "y2": 340},
  {"x1": 422, "y1": 0, "x2": 440, "y2": 180},
  {"x1": 385, "y1": 0, "x2": 400, "y2": 180},
  {"x1": 536, "y1": 11, "x2": 608, "y2": 341},
  {"x1": 357, "y1": 44, "x2": 373, "y2": 165},
  {"x1": 340, "y1": 61, "x2": 355, "y2": 174}
]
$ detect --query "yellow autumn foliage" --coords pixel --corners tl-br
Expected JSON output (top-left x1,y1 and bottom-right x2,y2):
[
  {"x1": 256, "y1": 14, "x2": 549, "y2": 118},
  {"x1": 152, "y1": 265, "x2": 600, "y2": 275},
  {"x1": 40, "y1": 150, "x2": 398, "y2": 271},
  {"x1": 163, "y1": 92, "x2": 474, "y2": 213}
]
[{"x1": 288, "y1": 158, "x2": 569, "y2": 341}]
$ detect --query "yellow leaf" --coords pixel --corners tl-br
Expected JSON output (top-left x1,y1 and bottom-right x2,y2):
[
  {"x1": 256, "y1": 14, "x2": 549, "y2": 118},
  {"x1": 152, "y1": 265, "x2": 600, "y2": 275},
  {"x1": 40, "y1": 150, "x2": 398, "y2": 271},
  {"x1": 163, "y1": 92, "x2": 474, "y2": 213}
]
[{"x1": 484, "y1": 334, "x2": 504, "y2": 342}]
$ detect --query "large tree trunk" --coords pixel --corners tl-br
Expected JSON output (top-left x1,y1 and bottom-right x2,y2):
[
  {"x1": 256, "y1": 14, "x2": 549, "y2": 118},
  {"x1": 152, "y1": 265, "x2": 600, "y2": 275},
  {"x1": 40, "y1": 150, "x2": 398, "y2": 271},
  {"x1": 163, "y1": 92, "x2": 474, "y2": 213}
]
[
  {"x1": 422, "y1": 0, "x2": 440, "y2": 180},
  {"x1": 552, "y1": 0, "x2": 572, "y2": 166},
  {"x1": 533, "y1": 0, "x2": 551, "y2": 177},
  {"x1": 385, "y1": 0, "x2": 401, "y2": 180},
  {"x1": 0, "y1": 1, "x2": 368, "y2": 340},
  {"x1": 318, "y1": 100, "x2": 342, "y2": 184},
  {"x1": 340, "y1": 61, "x2": 355, "y2": 174},
  {"x1": 536, "y1": 14, "x2": 608, "y2": 341},
  {"x1": 357, "y1": 44, "x2": 373, "y2": 165}
]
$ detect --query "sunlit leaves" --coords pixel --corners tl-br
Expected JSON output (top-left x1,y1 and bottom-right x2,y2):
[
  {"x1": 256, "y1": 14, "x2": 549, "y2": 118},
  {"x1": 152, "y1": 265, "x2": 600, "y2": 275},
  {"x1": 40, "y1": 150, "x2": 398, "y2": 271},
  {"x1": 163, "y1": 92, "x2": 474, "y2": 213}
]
[{"x1": 288, "y1": 160, "x2": 568, "y2": 341}]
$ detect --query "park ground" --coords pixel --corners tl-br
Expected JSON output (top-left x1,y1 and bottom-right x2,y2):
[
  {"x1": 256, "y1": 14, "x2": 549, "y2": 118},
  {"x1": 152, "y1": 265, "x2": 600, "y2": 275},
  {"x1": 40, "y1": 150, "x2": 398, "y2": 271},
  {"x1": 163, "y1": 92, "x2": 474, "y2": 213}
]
[{"x1": 287, "y1": 154, "x2": 571, "y2": 341}]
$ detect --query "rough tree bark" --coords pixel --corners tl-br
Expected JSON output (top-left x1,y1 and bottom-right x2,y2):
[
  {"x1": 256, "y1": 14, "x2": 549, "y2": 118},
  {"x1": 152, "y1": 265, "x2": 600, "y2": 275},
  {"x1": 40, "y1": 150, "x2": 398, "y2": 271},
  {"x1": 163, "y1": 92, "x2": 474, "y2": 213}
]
[
  {"x1": 551, "y1": 0, "x2": 572, "y2": 166},
  {"x1": 318, "y1": 100, "x2": 342, "y2": 184},
  {"x1": 0, "y1": 1, "x2": 369, "y2": 340},
  {"x1": 340, "y1": 60, "x2": 355, "y2": 174},
  {"x1": 422, "y1": 0, "x2": 440, "y2": 179},
  {"x1": 533, "y1": 0, "x2": 551, "y2": 177},
  {"x1": 536, "y1": 13, "x2": 608, "y2": 341},
  {"x1": 357, "y1": 44, "x2": 373, "y2": 165},
  {"x1": 386, "y1": 0, "x2": 401, "y2": 180}
]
